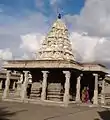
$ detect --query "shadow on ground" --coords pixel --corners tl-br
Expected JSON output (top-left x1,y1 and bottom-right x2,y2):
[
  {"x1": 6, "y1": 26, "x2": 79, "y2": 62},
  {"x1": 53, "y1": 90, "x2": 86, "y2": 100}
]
[
  {"x1": 0, "y1": 107, "x2": 28, "y2": 120},
  {"x1": 95, "y1": 109, "x2": 110, "y2": 120},
  {"x1": 0, "y1": 107, "x2": 16, "y2": 120}
]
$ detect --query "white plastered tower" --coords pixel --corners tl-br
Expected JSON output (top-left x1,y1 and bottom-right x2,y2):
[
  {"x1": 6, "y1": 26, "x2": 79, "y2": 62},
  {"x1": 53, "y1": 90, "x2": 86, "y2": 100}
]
[{"x1": 38, "y1": 14, "x2": 75, "y2": 61}]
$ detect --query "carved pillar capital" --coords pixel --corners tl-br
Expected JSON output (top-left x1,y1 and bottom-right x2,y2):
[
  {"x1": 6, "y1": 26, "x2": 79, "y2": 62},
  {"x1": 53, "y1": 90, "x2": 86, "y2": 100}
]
[
  {"x1": 77, "y1": 73, "x2": 83, "y2": 80},
  {"x1": 63, "y1": 71, "x2": 71, "y2": 75},
  {"x1": 7, "y1": 70, "x2": 11, "y2": 73},
  {"x1": 93, "y1": 73, "x2": 98, "y2": 76},
  {"x1": 42, "y1": 71, "x2": 49, "y2": 80},
  {"x1": 80, "y1": 73, "x2": 83, "y2": 77},
  {"x1": 23, "y1": 71, "x2": 29, "y2": 75},
  {"x1": 42, "y1": 71, "x2": 49, "y2": 75},
  {"x1": 6, "y1": 70, "x2": 11, "y2": 77},
  {"x1": 63, "y1": 71, "x2": 71, "y2": 80},
  {"x1": 42, "y1": 71, "x2": 49, "y2": 74}
]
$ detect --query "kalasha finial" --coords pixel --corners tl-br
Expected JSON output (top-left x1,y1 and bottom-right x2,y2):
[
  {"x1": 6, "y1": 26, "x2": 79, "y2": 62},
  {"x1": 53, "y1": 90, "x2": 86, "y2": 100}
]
[{"x1": 58, "y1": 13, "x2": 61, "y2": 19}]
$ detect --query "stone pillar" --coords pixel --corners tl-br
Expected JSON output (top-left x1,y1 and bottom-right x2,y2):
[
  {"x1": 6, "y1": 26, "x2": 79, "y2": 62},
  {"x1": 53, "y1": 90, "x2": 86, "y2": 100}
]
[
  {"x1": 93, "y1": 73, "x2": 98, "y2": 105},
  {"x1": 0, "y1": 80, "x2": 2, "y2": 90},
  {"x1": 21, "y1": 71, "x2": 29, "y2": 100},
  {"x1": 41, "y1": 71, "x2": 49, "y2": 101},
  {"x1": 16, "y1": 74, "x2": 23, "y2": 97},
  {"x1": 20, "y1": 73, "x2": 23, "y2": 83},
  {"x1": 12, "y1": 81, "x2": 16, "y2": 90},
  {"x1": 63, "y1": 71, "x2": 71, "y2": 106},
  {"x1": 2, "y1": 70, "x2": 11, "y2": 99},
  {"x1": 101, "y1": 79, "x2": 105, "y2": 105},
  {"x1": 76, "y1": 74, "x2": 82, "y2": 103}
]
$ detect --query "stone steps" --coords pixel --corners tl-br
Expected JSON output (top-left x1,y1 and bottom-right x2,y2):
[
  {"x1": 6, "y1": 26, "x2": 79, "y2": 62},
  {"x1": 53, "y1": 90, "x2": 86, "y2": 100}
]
[
  {"x1": 47, "y1": 95, "x2": 63, "y2": 98},
  {"x1": 47, "y1": 89, "x2": 63, "y2": 102},
  {"x1": 47, "y1": 97, "x2": 63, "y2": 102},
  {"x1": 47, "y1": 83, "x2": 64, "y2": 102},
  {"x1": 47, "y1": 91, "x2": 63, "y2": 96},
  {"x1": 30, "y1": 90, "x2": 41, "y2": 99}
]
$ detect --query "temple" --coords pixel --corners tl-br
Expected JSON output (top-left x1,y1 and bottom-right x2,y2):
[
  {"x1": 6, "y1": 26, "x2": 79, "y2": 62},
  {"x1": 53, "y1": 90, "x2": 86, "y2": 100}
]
[{"x1": 0, "y1": 14, "x2": 108, "y2": 106}]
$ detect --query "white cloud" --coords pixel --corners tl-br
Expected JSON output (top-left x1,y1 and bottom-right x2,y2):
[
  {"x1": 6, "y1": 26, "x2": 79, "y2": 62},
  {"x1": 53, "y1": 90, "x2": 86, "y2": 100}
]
[
  {"x1": 0, "y1": 49, "x2": 12, "y2": 70},
  {"x1": 70, "y1": 32, "x2": 97, "y2": 62},
  {"x1": 0, "y1": 49, "x2": 12, "y2": 60},
  {"x1": 21, "y1": 53, "x2": 31, "y2": 60},
  {"x1": 0, "y1": 13, "x2": 49, "y2": 36},
  {"x1": 70, "y1": 32, "x2": 110, "y2": 64},
  {"x1": 49, "y1": 0, "x2": 62, "y2": 13},
  {"x1": 0, "y1": 0, "x2": 110, "y2": 69},
  {"x1": 20, "y1": 33, "x2": 45, "y2": 59},
  {"x1": 0, "y1": 12, "x2": 49, "y2": 60},
  {"x1": 50, "y1": 0, "x2": 59, "y2": 5},
  {"x1": 62, "y1": 0, "x2": 110, "y2": 67},
  {"x1": 64, "y1": 0, "x2": 110, "y2": 37}
]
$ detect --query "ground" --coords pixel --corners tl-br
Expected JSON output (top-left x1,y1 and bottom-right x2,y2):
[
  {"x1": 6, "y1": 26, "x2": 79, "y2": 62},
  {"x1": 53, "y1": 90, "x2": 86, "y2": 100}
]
[{"x1": 0, "y1": 101, "x2": 110, "y2": 120}]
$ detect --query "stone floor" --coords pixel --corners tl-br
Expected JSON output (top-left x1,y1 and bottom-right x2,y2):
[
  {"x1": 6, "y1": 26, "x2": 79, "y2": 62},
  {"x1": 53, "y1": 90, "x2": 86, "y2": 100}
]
[{"x1": 0, "y1": 101, "x2": 110, "y2": 120}]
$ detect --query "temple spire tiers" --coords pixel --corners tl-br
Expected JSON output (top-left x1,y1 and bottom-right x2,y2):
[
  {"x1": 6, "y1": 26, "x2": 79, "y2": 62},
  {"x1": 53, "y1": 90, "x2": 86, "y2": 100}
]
[{"x1": 38, "y1": 14, "x2": 75, "y2": 61}]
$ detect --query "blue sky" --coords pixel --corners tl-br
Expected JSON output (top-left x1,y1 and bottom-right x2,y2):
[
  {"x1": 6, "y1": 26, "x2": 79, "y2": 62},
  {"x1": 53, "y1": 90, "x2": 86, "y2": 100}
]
[
  {"x1": 0, "y1": 0, "x2": 85, "y2": 37},
  {"x1": 0, "y1": 0, "x2": 85, "y2": 58},
  {"x1": 0, "y1": 0, "x2": 110, "y2": 68},
  {"x1": 0, "y1": 0, "x2": 85, "y2": 17}
]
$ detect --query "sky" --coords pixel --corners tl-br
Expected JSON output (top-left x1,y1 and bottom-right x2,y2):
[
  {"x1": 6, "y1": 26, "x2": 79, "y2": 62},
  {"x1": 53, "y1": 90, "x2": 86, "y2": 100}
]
[{"x1": 0, "y1": 0, "x2": 110, "y2": 70}]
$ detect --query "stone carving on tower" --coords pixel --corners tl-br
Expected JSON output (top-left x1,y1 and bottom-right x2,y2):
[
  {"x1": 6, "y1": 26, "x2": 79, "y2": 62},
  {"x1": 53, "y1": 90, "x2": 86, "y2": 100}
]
[{"x1": 38, "y1": 14, "x2": 75, "y2": 61}]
